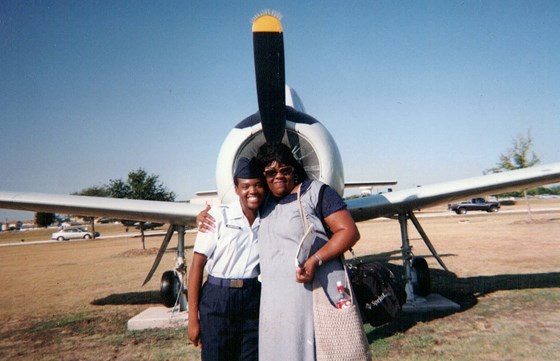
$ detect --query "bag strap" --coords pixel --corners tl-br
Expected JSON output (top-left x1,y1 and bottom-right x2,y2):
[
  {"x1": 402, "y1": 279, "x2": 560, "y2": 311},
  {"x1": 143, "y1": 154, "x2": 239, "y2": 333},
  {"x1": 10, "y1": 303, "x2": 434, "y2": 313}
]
[{"x1": 297, "y1": 184, "x2": 308, "y2": 229}]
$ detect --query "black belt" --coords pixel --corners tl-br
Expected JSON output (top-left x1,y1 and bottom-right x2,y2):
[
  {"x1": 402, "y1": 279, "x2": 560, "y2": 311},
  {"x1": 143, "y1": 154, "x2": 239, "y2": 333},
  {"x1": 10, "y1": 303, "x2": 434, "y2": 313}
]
[{"x1": 207, "y1": 275, "x2": 259, "y2": 289}]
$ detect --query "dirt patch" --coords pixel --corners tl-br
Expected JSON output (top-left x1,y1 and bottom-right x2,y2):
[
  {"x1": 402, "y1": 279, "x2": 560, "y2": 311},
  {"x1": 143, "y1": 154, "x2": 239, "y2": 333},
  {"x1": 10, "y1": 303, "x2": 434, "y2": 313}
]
[
  {"x1": 120, "y1": 247, "x2": 160, "y2": 257},
  {"x1": 510, "y1": 217, "x2": 560, "y2": 225}
]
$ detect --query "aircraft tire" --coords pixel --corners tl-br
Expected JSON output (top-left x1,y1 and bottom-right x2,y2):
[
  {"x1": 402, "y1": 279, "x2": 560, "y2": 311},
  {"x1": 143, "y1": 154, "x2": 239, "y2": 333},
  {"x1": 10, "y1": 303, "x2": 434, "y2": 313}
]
[
  {"x1": 411, "y1": 257, "x2": 431, "y2": 297},
  {"x1": 160, "y1": 270, "x2": 179, "y2": 308}
]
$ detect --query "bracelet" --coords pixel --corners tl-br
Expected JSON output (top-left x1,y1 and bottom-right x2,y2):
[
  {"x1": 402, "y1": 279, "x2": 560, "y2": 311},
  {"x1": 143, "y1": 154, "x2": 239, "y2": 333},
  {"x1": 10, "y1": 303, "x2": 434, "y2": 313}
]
[{"x1": 313, "y1": 253, "x2": 323, "y2": 266}]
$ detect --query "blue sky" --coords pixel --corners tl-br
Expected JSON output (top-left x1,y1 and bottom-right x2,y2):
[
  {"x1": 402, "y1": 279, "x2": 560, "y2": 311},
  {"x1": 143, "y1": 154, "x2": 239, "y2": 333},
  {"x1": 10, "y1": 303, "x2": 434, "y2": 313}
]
[{"x1": 1, "y1": 1, "x2": 559, "y2": 221}]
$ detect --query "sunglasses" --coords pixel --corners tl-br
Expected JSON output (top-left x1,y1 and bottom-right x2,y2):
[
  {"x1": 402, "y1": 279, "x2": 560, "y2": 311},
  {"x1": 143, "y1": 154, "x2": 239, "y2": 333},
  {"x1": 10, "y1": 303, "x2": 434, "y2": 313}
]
[{"x1": 263, "y1": 166, "x2": 295, "y2": 178}]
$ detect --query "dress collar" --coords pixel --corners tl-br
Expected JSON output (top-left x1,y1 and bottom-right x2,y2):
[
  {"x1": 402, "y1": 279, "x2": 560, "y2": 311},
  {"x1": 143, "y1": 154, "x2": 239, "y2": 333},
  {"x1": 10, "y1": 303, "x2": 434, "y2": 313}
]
[{"x1": 272, "y1": 179, "x2": 313, "y2": 205}]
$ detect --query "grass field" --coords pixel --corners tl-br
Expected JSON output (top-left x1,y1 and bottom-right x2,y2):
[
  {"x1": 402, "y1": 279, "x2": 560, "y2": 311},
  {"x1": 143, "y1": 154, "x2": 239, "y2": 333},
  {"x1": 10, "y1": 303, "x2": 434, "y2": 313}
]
[{"x1": 1, "y1": 199, "x2": 559, "y2": 360}]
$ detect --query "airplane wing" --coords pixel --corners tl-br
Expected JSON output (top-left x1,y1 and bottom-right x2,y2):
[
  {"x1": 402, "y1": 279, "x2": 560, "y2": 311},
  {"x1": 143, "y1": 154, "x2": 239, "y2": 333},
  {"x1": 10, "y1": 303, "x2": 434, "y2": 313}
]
[
  {"x1": 1, "y1": 163, "x2": 559, "y2": 226},
  {"x1": 346, "y1": 162, "x2": 560, "y2": 222},
  {"x1": 195, "y1": 190, "x2": 218, "y2": 197},
  {"x1": 0, "y1": 192, "x2": 206, "y2": 227}
]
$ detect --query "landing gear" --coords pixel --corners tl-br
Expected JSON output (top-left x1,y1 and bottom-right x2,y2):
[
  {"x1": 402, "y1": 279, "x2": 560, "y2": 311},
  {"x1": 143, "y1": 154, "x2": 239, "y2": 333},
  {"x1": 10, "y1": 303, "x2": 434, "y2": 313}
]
[
  {"x1": 143, "y1": 224, "x2": 188, "y2": 311},
  {"x1": 160, "y1": 270, "x2": 181, "y2": 307},
  {"x1": 411, "y1": 257, "x2": 431, "y2": 297},
  {"x1": 398, "y1": 212, "x2": 448, "y2": 302},
  {"x1": 166, "y1": 225, "x2": 188, "y2": 311},
  {"x1": 397, "y1": 212, "x2": 461, "y2": 312}
]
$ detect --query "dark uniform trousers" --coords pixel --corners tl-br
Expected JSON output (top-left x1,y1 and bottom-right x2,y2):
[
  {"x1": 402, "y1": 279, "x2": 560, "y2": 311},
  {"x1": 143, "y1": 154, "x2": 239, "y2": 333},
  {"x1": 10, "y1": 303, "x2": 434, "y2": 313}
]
[{"x1": 199, "y1": 276, "x2": 261, "y2": 361}]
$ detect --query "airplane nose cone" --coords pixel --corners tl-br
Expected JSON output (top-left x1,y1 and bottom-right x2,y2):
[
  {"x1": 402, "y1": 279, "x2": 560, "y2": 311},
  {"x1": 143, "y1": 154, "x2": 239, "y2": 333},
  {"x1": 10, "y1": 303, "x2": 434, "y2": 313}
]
[{"x1": 252, "y1": 12, "x2": 283, "y2": 33}]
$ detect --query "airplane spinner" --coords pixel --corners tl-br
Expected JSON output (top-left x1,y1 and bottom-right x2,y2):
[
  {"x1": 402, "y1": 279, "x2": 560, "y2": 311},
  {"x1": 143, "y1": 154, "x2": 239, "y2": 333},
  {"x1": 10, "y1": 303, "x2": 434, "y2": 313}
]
[{"x1": 216, "y1": 86, "x2": 345, "y2": 205}]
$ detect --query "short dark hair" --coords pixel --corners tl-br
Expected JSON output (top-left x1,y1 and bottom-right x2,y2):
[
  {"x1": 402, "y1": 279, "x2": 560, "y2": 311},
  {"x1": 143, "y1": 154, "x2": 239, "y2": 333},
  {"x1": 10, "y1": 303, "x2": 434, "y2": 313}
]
[{"x1": 256, "y1": 143, "x2": 308, "y2": 183}]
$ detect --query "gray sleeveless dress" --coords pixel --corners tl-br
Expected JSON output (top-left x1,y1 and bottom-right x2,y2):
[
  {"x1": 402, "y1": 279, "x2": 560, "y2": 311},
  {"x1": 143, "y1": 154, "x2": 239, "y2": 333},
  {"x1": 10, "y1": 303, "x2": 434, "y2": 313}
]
[{"x1": 258, "y1": 180, "x2": 347, "y2": 361}]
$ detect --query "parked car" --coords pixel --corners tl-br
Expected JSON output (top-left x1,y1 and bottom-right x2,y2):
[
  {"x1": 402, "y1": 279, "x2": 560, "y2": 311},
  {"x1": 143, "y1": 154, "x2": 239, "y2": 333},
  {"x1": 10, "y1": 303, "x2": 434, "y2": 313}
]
[
  {"x1": 51, "y1": 227, "x2": 100, "y2": 241},
  {"x1": 448, "y1": 198, "x2": 500, "y2": 215}
]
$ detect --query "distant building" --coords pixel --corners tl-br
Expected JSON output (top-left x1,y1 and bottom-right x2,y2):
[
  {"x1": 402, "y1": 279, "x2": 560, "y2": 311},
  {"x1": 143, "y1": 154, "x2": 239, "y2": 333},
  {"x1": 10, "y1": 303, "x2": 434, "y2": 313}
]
[{"x1": 188, "y1": 196, "x2": 221, "y2": 206}]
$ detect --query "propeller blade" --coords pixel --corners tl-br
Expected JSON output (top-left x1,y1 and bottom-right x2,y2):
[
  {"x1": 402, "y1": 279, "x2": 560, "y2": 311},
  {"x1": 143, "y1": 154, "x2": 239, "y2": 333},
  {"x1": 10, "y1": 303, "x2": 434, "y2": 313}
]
[
  {"x1": 142, "y1": 224, "x2": 176, "y2": 286},
  {"x1": 253, "y1": 12, "x2": 286, "y2": 144}
]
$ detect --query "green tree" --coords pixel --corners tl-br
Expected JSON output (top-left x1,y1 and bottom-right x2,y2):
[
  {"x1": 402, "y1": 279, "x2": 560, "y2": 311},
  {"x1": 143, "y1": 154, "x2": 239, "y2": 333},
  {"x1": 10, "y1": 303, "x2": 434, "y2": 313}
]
[
  {"x1": 74, "y1": 186, "x2": 110, "y2": 197},
  {"x1": 486, "y1": 130, "x2": 540, "y2": 220},
  {"x1": 485, "y1": 130, "x2": 540, "y2": 173},
  {"x1": 108, "y1": 169, "x2": 175, "y2": 201},
  {"x1": 108, "y1": 169, "x2": 175, "y2": 249},
  {"x1": 35, "y1": 212, "x2": 56, "y2": 228}
]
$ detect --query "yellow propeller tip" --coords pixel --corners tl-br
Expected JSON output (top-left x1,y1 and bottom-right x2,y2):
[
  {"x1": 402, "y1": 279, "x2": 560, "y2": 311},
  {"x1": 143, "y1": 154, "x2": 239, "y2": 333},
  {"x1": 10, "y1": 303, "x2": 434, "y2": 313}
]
[{"x1": 252, "y1": 10, "x2": 283, "y2": 33}]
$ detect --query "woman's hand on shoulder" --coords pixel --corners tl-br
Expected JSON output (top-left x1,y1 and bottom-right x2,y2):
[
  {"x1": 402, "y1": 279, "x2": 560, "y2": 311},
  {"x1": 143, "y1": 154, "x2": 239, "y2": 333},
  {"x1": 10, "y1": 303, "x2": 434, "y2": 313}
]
[{"x1": 196, "y1": 204, "x2": 216, "y2": 232}]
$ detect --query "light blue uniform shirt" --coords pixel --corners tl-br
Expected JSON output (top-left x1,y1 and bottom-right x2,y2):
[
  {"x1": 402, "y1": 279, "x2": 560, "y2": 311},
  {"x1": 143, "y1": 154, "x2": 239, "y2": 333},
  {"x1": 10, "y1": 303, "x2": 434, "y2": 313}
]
[{"x1": 193, "y1": 200, "x2": 260, "y2": 279}]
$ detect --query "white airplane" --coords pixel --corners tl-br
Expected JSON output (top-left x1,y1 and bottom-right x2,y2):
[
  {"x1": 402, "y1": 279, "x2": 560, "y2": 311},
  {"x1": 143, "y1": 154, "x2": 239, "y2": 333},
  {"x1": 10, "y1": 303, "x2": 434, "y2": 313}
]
[{"x1": 1, "y1": 13, "x2": 560, "y2": 310}]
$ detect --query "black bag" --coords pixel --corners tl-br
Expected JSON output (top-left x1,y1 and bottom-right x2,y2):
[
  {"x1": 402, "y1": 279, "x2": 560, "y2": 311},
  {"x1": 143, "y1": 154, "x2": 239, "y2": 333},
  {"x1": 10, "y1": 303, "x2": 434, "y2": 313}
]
[
  {"x1": 348, "y1": 261, "x2": 407, "y2": 327},
  {"x1": 315, "y1": 184, "x2": 406, "y2": 326}
]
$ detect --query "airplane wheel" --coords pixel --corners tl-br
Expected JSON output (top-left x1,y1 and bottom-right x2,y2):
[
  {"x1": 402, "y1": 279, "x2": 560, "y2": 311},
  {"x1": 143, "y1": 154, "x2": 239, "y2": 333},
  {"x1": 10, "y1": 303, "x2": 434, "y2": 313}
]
[
  {"x1": 411, "y1": 257, "x2": 431, "y2": 297},
  {"x1": 160, "y1": 270, "x2": 180, "y2": 307}
]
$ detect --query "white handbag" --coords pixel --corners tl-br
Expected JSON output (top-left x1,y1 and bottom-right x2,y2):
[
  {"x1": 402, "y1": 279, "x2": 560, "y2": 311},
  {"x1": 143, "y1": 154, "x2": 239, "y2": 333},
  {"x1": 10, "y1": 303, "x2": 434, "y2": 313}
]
[{"x1": 296, "y1": 185, "x2": 371, "y2": 361}]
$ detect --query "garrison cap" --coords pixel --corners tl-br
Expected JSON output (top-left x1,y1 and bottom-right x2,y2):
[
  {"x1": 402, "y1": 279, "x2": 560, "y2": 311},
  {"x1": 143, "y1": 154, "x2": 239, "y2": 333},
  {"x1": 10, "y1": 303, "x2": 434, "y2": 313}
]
[{"x1": 234, "y1": 157, "x2": 262, "y2": 179}]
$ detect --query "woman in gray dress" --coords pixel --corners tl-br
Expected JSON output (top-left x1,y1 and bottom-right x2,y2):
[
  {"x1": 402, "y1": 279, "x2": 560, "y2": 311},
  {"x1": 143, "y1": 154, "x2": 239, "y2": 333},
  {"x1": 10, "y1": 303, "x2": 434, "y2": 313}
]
[
  {"x1": 196, "y1": 142, "x2": 360, "y2": 360},
  {"x1": 255, "y1": 142, "x2": 360, "y2": 361}
]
